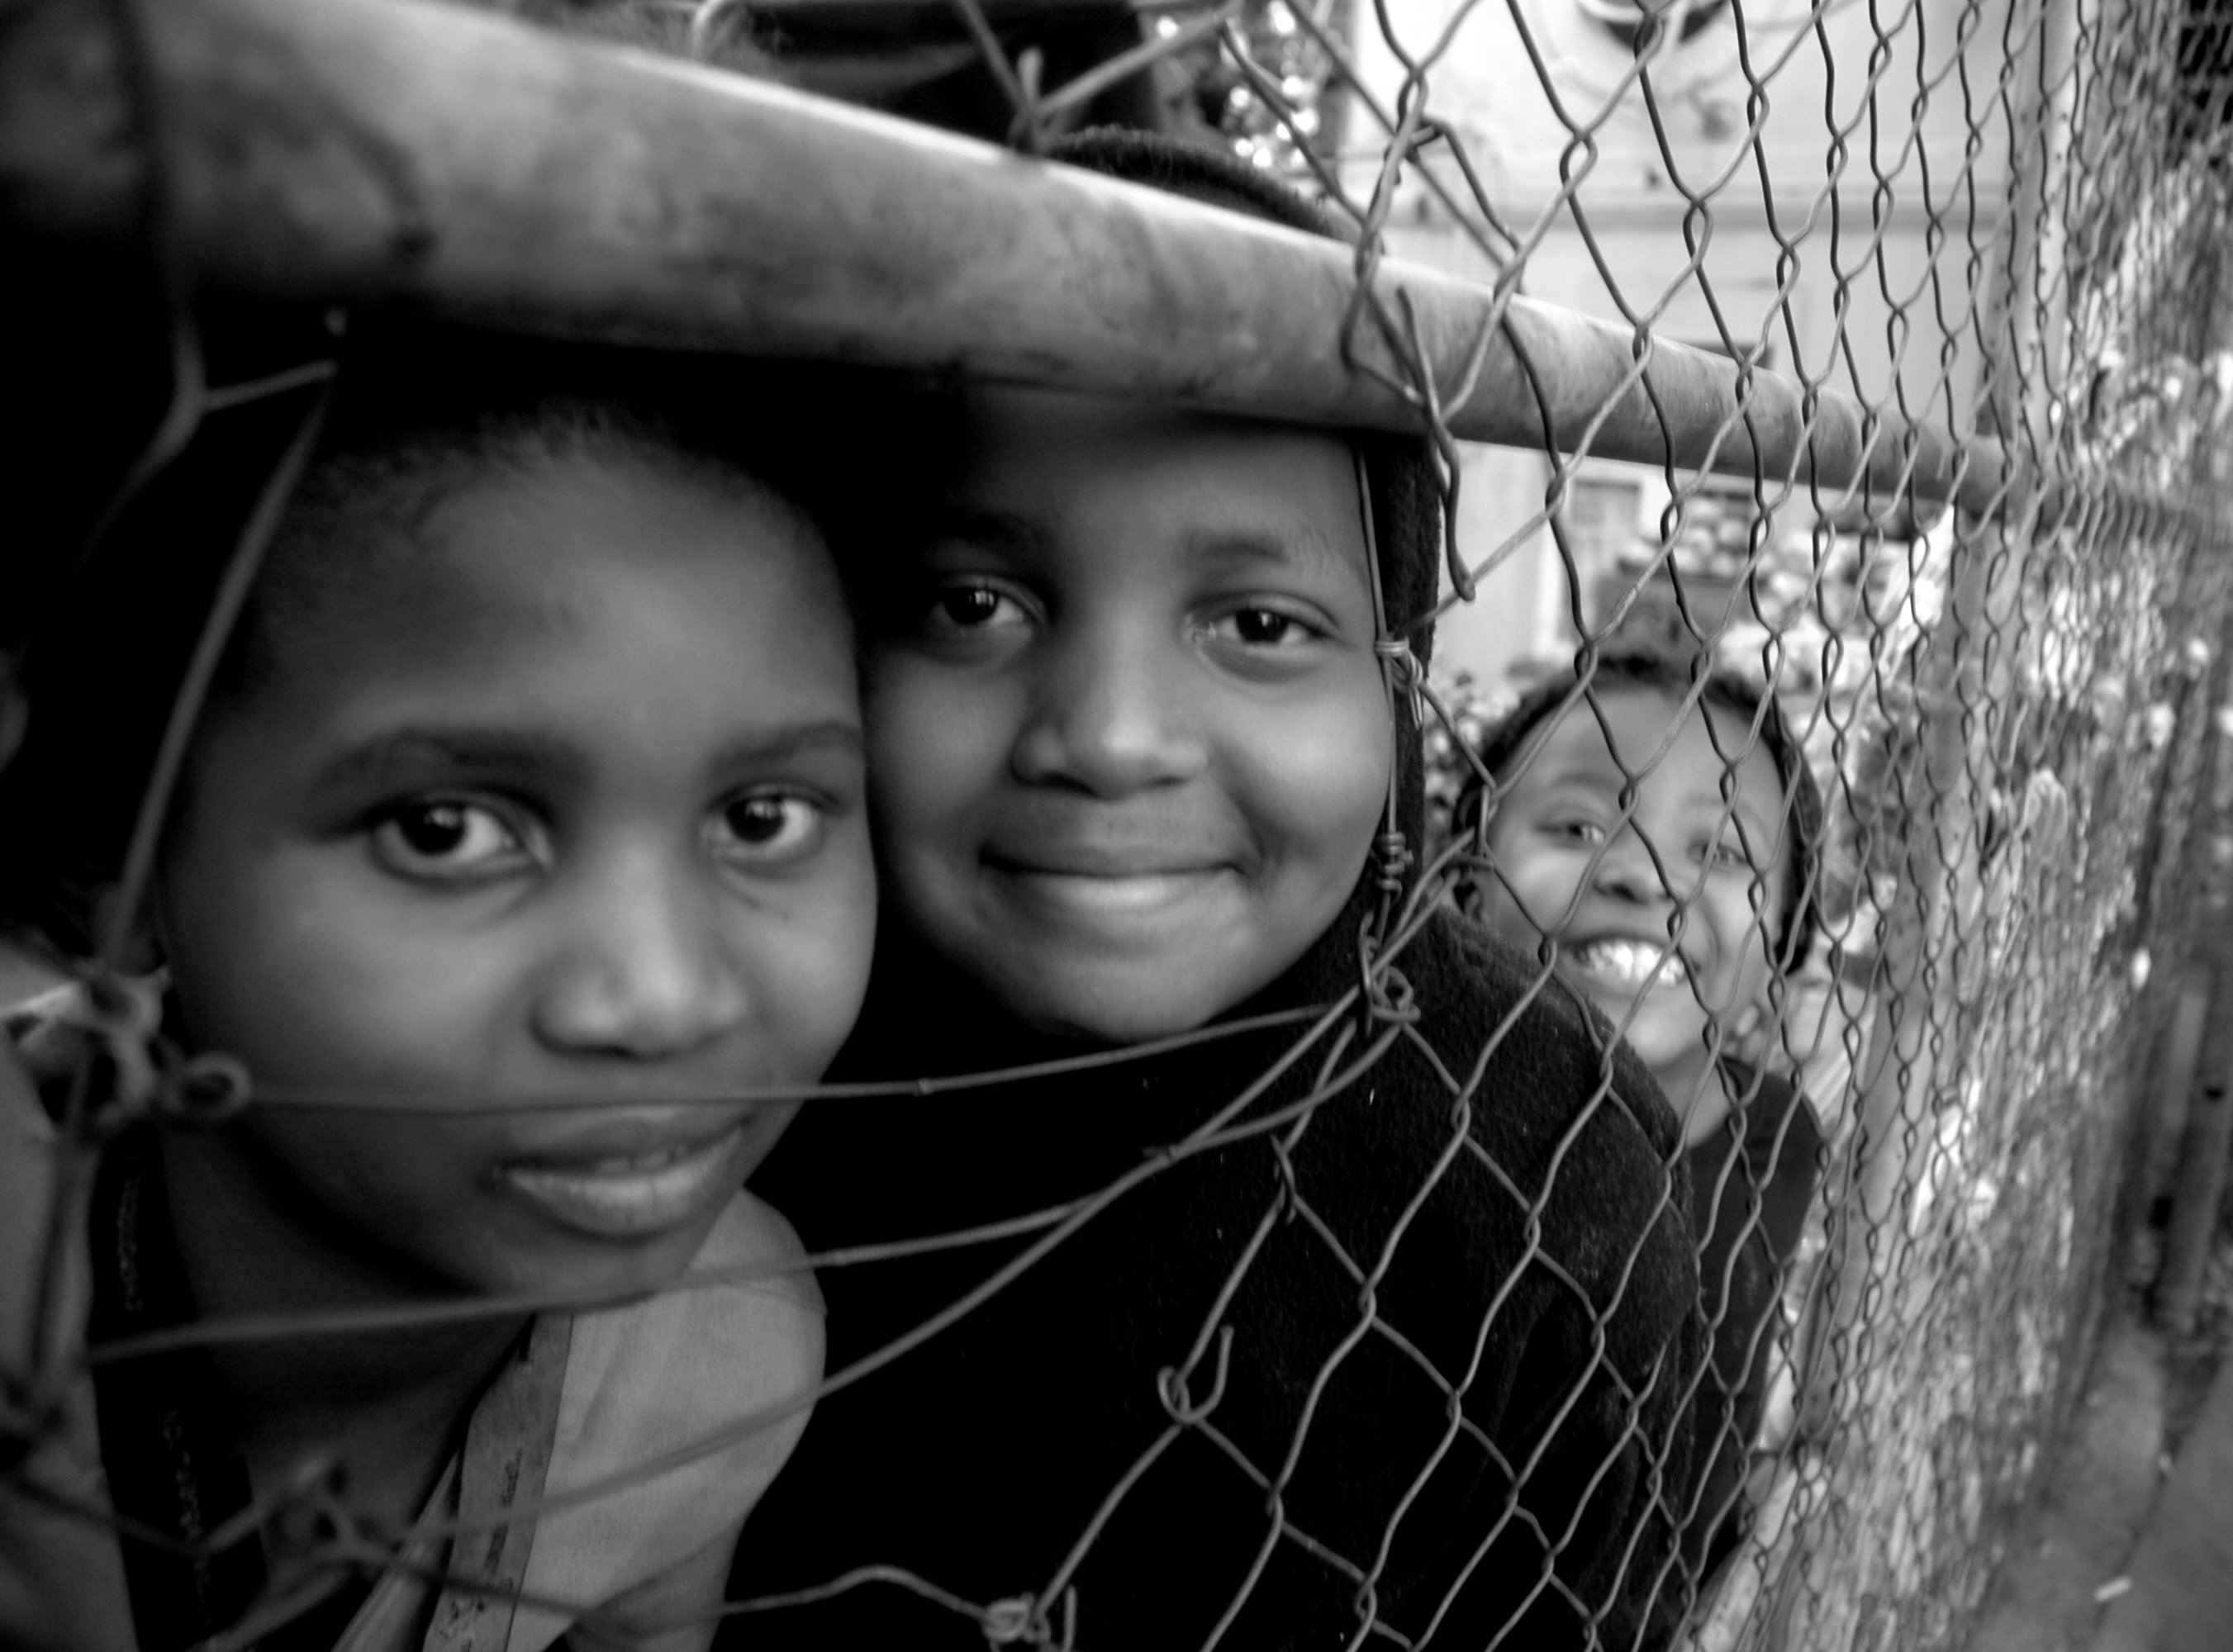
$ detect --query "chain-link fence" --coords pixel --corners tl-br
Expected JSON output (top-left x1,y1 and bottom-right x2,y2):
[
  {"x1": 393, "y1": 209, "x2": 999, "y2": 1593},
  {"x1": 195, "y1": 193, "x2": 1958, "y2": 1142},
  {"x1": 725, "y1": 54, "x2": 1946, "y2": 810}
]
[{"x1": 3, "y1": 0, "x2": 2231, "y2": 1647}]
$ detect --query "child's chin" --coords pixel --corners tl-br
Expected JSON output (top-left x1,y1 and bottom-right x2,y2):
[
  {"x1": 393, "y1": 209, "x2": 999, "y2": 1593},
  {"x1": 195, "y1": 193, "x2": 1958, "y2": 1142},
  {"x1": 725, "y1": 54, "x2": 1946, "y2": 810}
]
[
  {"x1": 1005, "y1": 972, "x2": 1222, "y2": 1047},
  {"x1": 1579, "y1": 990, "x2": 1704, "y2": 1066},
  {"x1": 469, "y1": 1219, "x2": 714, "y2": 1305}
]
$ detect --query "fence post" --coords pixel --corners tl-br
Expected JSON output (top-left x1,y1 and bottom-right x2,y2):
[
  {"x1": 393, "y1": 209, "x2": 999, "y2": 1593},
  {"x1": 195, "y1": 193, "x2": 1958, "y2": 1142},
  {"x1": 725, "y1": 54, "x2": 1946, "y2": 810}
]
[
  {"x1": 2140, "y1": 972, "x2": 2212, "y2": 1216},
  {"x1": 2153, "y1": 686, "x2": 2233, "y2": 1336},
  {"x1": 2155, "y1": 952, "x2": 2233, "y2": 1334}
]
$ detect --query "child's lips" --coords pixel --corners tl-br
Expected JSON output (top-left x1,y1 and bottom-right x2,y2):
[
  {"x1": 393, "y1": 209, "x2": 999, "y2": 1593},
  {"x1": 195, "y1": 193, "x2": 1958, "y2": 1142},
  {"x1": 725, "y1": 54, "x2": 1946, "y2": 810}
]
[
  {"x1": 985, "y1": 850, "x2": 1238, "y2": 922},
  {"x1": 495, "y1": 1123, "x2": 745, "y2": 1240},
  {"x1": 1008, "y1": 868, "x2": 1233, "y2": 917}
]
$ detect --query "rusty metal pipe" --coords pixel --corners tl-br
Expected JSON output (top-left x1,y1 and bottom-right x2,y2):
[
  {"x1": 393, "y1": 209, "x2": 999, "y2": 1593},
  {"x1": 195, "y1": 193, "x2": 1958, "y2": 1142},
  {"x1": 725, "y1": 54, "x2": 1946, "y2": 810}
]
[{"x1": 0, "y1": 0, "x2": 2010, "y2": 514}]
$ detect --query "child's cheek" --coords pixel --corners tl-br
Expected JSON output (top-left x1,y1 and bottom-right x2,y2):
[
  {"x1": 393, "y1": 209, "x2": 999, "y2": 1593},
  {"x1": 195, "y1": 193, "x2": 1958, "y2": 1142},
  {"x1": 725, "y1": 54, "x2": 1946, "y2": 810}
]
[
  {"x1": 1474, "y1": 876, "x2": 1543, "y2": 957},
  {"x1": 1240, "y1": 677, "x2": 1390, "y2": 871},
  {"x1": 750, "y1": 827, "x2": 880, "y2": 1085},
  {"x1": 870, "y1": 679, "x2": 989, "y2": 819},
  {"x1": 164, "y1": 863, "x2": 572, "y2": 1285},
  {"x1": 254, "y1": 907, "x2": 515, "y2": 1093},
  {"x1": 245, "y1": 1104, "x2": 717, "y2": 1298},
  {"x1": 862, "y1": 649, "x2": 1019, "y2": 910},
  {"x1": 1475, "y1": 832, "x2": 1582, "y2": 954}
]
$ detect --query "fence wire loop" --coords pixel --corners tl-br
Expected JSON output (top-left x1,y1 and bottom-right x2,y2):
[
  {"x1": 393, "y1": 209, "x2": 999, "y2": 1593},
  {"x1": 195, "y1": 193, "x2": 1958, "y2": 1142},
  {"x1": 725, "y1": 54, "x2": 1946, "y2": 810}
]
[{"x1": 1158, "y1": 1325, "x2": 1239, "y2": 1427}]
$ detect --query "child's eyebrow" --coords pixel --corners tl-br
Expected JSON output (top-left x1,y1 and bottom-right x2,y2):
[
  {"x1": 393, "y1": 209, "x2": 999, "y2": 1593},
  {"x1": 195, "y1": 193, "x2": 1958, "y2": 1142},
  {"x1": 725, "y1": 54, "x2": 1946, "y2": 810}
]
[
  {"x1": 1183, "y1": 525, "x2": 1369, "y2": 591},
  {"x1": 310, "y1": 721, "x2": 865, "y2": 798},
  {"x1": 310, "y1": 729, "x2": 585, "y2": 796},
  {"x1": 707, "y1": 721, "x2": 867, "y2": 770},
  {"x1": 924, "y1": 505, "x2": 1054, "y2": 558},
  {"x1": 1529, "y1": 747, "x2": 1629, "y2": 793}
]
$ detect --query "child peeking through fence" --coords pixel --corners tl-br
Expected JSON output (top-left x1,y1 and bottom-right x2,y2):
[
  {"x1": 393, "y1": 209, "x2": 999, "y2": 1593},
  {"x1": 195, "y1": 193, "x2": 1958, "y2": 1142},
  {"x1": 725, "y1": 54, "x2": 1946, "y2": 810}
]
[
  {"x1": 734, "y1": 131, "x2": 1706, "y2": 1651},
  {"x1": 0, "y1": 330, "x2": 877, "y2": 1652},
  {"x1": 1456, "y1": 645, "x2": 1828, "y2": 1604}
]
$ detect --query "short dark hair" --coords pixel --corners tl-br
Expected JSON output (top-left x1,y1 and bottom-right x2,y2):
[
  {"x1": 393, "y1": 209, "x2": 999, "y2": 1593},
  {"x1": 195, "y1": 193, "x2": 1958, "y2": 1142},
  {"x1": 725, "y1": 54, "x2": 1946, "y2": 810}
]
[{"x1": 1456, "y1": 645, "x2": 1825, "y2": 971}]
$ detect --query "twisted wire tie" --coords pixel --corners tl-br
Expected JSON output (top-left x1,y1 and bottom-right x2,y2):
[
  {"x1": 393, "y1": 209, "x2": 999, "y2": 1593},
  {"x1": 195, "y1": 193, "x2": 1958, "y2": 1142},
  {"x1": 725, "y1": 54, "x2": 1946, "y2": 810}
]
[
  {"x1": 982, "y1": 1595, "x2": 1043, "y2": 1645},
  {"x1": 159, "y1": 1051, "x2": 254, "y2": 1130},
  {"x1": 1372, "y1": 637, "x2": 1422, "y2": 692},
  {"x1": 1375, "y1": 829, "x2": 1414, "y2": 896},
  {"x1": 1373, "y1": 636, "x2": 1428, "y2": 733},
  {"x1": 37, "y1": 972, "x2": 259, "y2": 1133},
  {"x1": 1370, "y1": 962, "x2": 1422, "y2": 1028},
  {"x1": 79, "y1": 970, "x2": 165, "y2": 1127},
  {"x1": 1352, "y1": 919, "x2": 1421, "y2": 1028}
]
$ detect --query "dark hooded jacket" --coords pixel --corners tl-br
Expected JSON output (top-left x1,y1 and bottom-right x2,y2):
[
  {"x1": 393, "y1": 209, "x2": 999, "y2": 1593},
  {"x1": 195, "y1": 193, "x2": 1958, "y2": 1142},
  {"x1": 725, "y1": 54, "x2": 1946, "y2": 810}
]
[{"x1": 729, "y1": 135, "x2": 1704, "y2": 1652}]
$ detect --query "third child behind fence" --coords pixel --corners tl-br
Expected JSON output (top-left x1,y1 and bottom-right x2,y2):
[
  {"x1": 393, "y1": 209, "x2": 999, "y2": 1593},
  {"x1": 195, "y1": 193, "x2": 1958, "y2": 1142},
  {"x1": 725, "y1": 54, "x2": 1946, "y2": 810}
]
[{"x1": 1460, "y1": 646, "x2": 1828, "y2": 1600}]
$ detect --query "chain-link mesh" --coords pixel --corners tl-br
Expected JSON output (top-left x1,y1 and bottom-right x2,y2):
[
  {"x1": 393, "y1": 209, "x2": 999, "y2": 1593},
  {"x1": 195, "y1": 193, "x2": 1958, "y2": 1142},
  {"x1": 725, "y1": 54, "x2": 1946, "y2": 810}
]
[{"x1": 4, "y1": 0, "x2": 2232, "y2": 1647}]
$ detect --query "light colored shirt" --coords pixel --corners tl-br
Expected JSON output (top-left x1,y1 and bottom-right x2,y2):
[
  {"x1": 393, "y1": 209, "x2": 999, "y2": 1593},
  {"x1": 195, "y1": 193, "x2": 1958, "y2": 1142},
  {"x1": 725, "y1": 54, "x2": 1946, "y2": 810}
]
[{"x1": 336, "y1": 1190, "x2": 824, "y2": 1652}]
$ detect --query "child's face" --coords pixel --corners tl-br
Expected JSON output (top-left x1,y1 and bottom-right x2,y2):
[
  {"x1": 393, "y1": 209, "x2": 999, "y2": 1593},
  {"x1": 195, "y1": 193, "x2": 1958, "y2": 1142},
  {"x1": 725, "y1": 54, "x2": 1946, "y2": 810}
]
[
  {"x1": 865, "y1": 388, "x2": 1391, "y2": 1042},
  {"x1": 1477, "y1": 687, "x2": 1788, "y2": 1087},
  {"x1": 154, "y1": 449, "x2": 875, "y2": 1299}
]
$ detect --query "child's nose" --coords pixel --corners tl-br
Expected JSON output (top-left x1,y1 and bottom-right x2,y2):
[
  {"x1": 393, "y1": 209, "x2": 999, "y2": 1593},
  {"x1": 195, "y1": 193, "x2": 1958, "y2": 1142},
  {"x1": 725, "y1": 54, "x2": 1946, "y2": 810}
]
[
  {"x1": 1010, "y1": 627, "x2": 1210, "y2": 797},
  {"x1": 1592, "y1": 826, "x2": 1671, "y2": 905},
  {"x1": 532, "y1": 845, "x2": 749, "y2": 1060}
]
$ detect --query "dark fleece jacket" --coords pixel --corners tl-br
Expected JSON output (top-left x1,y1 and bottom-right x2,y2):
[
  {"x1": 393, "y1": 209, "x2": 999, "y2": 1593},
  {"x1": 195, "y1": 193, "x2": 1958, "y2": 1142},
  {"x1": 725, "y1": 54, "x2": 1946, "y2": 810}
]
[{"x1": 729, "y1": 136, "x2": 1703, "y2": 1652}]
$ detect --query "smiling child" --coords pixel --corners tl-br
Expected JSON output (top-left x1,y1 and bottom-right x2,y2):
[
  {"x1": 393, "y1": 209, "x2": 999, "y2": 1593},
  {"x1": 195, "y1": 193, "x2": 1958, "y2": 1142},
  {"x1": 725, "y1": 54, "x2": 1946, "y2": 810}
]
[
  {"x1": 1461, "y1": 645, "x2": 1827, "y2": 1598},
  {"x1": 0, "y1": 328, "x2": 876, "y2": 1652},
  {"x1": 865, "y1": 387, "x2": 1391, "y2": 1042},
  {"x1": 734, "y1": 133, "x2": 1703, "y2": 1651}
]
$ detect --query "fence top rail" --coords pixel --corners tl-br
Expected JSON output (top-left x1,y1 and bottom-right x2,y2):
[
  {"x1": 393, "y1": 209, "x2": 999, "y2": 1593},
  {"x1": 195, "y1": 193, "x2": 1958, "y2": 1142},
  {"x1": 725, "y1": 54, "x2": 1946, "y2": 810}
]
[{"x1": 0, "y1": 0, "x2": 2010, "y2": 515}]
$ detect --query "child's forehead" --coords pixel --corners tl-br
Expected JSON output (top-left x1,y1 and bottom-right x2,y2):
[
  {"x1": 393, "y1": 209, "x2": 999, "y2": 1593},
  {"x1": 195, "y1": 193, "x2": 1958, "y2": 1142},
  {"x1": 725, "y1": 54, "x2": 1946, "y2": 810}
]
[
  {"x1": 959, "y1": 387, "x2": 1357, "y2": 496},
  {"x1": 1519, "y1": 686, "x2": 1780, "y2": 799},
  {"x1": 246, "y1": 442, "x2": 838, "y2": 688},
  {"x1": 946, "y1": 386, "x2": 1373, "y2": 584}
]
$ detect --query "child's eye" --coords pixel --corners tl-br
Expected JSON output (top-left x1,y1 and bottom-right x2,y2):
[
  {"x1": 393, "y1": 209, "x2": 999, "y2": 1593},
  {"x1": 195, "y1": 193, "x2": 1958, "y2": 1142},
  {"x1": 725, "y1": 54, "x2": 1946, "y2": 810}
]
[
  {"x1": 369, "y1": 800, "x2": 533, "y2": 881},
  {"x1": 1694, "y1": 827, "x2": 1754, "y2": 870},
  {"x1": 1548, "y1": 818, "x2": 1608, "y2": 846},
  {"x1": 710, "y1": 793, "x2": 825, "y2": 866},
  {"x1": 1205, "y1": 605, "x2": 1320, "y2": 648},
  {"x1": 924, "y1": 582, "x2": 1033, "y2": 634},
  {"x1": 1703, "y1": 837, "x2": 1754, "y2": 871}
]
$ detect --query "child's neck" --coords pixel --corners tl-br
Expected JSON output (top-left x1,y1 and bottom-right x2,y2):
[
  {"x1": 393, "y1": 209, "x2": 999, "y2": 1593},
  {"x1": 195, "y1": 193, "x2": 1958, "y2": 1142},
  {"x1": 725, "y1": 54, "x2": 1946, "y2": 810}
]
[{"x1": 159, "y1": 1132, "x2": 529, "y2": 1543}]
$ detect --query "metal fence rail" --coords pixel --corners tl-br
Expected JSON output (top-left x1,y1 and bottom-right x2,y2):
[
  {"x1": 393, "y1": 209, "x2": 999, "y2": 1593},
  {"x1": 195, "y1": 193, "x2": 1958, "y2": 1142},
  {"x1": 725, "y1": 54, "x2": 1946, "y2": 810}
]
[
  {"x1": 0, "y1": 0, "x2": 2007, "y2": 507},
  {"x1": 3, "y1": 0, "x2": 2230, "y2": 1647}
]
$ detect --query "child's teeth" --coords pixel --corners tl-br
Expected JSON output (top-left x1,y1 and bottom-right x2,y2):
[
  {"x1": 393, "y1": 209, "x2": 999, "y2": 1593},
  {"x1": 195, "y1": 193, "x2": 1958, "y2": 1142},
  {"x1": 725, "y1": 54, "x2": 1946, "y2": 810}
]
[{"x1": 1572, "y1": 939, "x2": 1687, "y2": 987}]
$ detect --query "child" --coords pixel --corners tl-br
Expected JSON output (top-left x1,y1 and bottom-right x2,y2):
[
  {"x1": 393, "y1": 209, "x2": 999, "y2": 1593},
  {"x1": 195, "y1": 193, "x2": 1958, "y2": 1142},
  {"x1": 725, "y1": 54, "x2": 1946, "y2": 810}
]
[
  {"x1": 732, "y1": 134, "x2": 1705, "y2": 1651},
  {"x1": 0, "y1": 327, "x2": 877, "y2": 1652},
  {"x1": 1458, "y1": 646, "x2": 1827, "y2": 1598}
]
